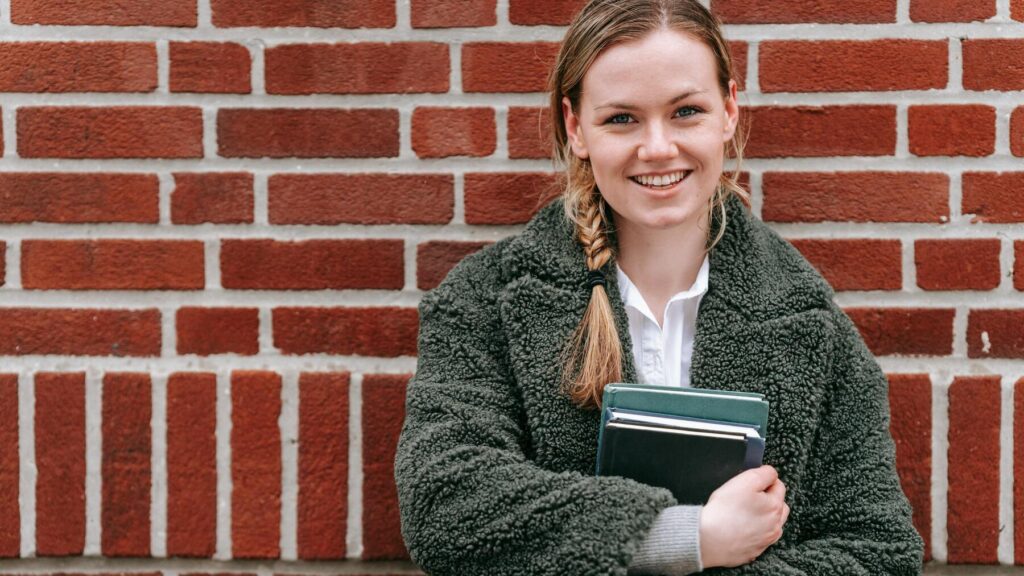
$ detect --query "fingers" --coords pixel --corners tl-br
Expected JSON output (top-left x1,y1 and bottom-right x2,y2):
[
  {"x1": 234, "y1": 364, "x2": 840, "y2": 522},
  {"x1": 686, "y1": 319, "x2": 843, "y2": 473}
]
[
  {"x1": 781, "y1": 502, "x2": 791, "y2": 525},
  {"x1": 744, "y1": 465, "x2": 778, "y2": 490},
  {"x1": 764, "y1": 476, "x2": 786, "y2": 501}
]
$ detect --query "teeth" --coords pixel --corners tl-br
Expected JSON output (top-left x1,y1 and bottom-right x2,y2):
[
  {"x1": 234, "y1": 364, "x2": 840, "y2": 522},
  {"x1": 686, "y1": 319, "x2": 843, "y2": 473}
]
[{"x1": 633, "y1": 171, "x2": 687, "y2": 187}]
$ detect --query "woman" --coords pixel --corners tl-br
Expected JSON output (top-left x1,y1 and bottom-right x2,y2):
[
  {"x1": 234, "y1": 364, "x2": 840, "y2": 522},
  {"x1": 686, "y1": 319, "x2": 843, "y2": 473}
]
[{"x1": 395, "y1": 1, "x2": 924, "y2": 574}]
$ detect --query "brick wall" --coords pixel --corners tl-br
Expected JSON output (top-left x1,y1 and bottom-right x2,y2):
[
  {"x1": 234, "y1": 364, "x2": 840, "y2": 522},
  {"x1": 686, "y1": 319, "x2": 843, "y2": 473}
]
[{"x1": 0, "y1": 0, "x2": 1021, "y2": 572}]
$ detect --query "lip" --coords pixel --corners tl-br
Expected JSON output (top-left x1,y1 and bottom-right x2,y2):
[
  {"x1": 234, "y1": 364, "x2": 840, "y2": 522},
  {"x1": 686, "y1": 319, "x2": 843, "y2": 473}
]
[{"x1": 629, "y1": 170, "x2": 692, "y2": 195}]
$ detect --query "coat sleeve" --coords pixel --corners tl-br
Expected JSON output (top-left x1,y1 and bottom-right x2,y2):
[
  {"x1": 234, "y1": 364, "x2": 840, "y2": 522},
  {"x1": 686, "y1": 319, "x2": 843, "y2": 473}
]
[
  {"x1": 394, "y1": 248, "x2": 678, "y2": 576},
  {"x1": 704, "y1": 306, "x2": 925, "y2": 576}
]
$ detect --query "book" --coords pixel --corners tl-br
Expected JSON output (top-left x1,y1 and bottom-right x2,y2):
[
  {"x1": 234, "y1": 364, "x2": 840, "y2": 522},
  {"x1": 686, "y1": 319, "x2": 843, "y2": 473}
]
[{"x1": 596, "y1": 383, "x2": 769, "y2": 504}]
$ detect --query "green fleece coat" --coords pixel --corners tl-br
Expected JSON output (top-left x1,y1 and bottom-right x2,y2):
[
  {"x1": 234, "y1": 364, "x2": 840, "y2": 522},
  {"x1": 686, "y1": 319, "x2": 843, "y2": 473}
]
[{"x1": 395, "y1": 194, "x2": 924, "y2": 575}]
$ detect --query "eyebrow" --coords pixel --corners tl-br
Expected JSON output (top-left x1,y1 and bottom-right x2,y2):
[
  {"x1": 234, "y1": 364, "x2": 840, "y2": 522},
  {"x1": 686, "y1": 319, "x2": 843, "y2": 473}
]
[{"x1": 594, "y1": 90, "x2": 708, "y2": 111}]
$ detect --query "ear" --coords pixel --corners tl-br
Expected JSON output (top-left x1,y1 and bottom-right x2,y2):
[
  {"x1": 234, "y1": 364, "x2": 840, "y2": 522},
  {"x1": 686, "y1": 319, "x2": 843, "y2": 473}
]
[
  {"x1": 562, "y1": 96, "x2": 590, "y2": 159},
  {"x1": 722, "y1": 79, "x2": 739, "y2": 142}
]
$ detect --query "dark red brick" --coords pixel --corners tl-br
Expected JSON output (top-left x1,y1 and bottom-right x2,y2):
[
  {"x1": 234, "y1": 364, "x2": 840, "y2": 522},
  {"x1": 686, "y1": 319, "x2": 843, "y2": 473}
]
[
  {"x1": 266, "y1": 43, "x2": 448, "y2": 95},
  {"x1": 887, "y1": 374, "x2": 932, "y2": 561},
  {"x1": 217, "y1": 109, "x2": 398, "y2": 159},
  {"x1": 845, "y1": 307, "x2": 954, "y2": 356},
  {"x1": 909, "y1": 105, "x2": 996, "y2": 157},
  {"x1": 968, "y1": 309, "x2": 1024, "y2": 358},
  {"x1": 0, "y1": 375, "x2": 18, "y2": 558},
  {"x1": 22, "y1": 240, "x2": 205, "y2": 290},
  {"x1": 1017, "y1": 242, "x2": 1024, "y2": 292},
  {"x1": 963, "y1": 40, "x2": 1024, "y2": 91},
  {"x1": 221, "y1": 239, "x2": 403, "y2": 290},
  {"x1": 0, "y1": 173, "x2": 158, "y2": 224},
  {"x1": 0, "y1": 42, "x2": 156, "y2": 93},
  {"x1": 166, "y1": 372, "x2": 217, "y2": 558},
  {"x1": 711, "y1": 0, "x2": 896, "y2": 23},
  {"x1": 177, "y1": 308, "x2": 259, "y2": 356},
  {"x1": 11, "y1": 0, "x2": 197, "y2": 26},
  {"x1": 412, "y1": 107, "x2": 495, "y2": 158},
  {"x1": 298, "y1": 372, "x2": 349, "y2": 559},
  {"x1": 362, "y1": 374, "x2": 410, "y2": 560},
  {"x1": 417, "y1": 241, "x2": 491, "y2": 290},
  {"x1": 762, "y1": 172, "x2": 949, "y2": 223},
  {"x1": 790, "y1": 239, "x2": 901, "y2": 291},
  {"x1": 273, "y1": 307, "x2": 418, "y2": 357},
  {"x1": 911, "y1": 0, "x2": 996, "y2": 21},
  {"x1": 508, "y1": 106, "x2": 551, "y2": 159},
  {"x1": 212, "y1": 0, "x2": 394, "y2": 27},
  {"x1": 35, "y1": 372, "x2": 85, "y2": 555},
  {"x1": 508, "y1": 0, "x2": 583, "y2": 24},
  {"x1": 0, "y1": 309, "x2": 160, "y2": 356},
  {"x1": 462, "y1": 42, "x2": 560, "y2": 93},
  {"x1": 412, "y1": 0, "x2": 495, "y2": 27},
  {"x1": 102, "y1": 372, "x2": 151, "y2": 557},
  {"x1": 915, "y1": 239, "x2": 1001, "y2": 291},
  {"x1": 947, "y1": 376, "x2": 1001, "y2": 563},
  {"x1": 744, "y1": 106, "x2": 896, "y2": 158},
  {"x1": 269, "y1": 174, "x2": 453, "y2": 225},
  {"x1": 963, "y1": 172, "x2": 1024, "y2": 223},
  {"x1": 464, "y1": 172, "x2": 561, "y2": 225},
  {"x1": 231, "y1": 371, "x2": 282, "y2": 559},
  {"x1": 1015, "y1": 0, "x2": 1024, "y2": 21},
  {"x1": 170, "y1": 42, "x2": 251, "y2": 94},
  {"x1": 18, "y1": 106, "x2": 203, "y2": 159},
  {"x1": 1012, "y1": 107, "x2": 1023, "y2": 157},
  {"x1": 171, "y1": 172, "x2": 254, "y2": 224}
]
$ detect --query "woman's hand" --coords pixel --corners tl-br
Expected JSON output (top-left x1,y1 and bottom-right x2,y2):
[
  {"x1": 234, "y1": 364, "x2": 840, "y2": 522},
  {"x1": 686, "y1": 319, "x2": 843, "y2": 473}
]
[{"x1": 699, "y1": 465, "x2": 790, "y2": 569}]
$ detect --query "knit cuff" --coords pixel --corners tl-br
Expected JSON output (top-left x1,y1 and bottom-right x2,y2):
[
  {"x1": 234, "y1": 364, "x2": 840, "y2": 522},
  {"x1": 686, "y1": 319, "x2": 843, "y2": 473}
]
[{"x1": 627, "y1": 504, "x2": 703, "y2": 575}]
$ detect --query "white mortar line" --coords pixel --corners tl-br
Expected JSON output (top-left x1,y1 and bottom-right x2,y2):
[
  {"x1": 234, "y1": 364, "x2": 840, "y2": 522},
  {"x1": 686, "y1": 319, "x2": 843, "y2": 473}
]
[
  {"x1": 948, "y1": 38, "x2": 963, "y2": 92},
  {"x1": 748, "y1": 171, "x2": 763, "y2": 219},
  {"x1": 1, "y1": 0, "x2": 11, "y2": 25},
  {"x1": 745, "y1": 41, "x2": 759, "y2": 94},
  {"x1": 932, "y1": 373, "x2": 951, "y2": 563},
  {"x1": 197, "y1": 0, "x2": 212, "y2": 28},
  {"x1": 2, "y1": 106, "x2": 16, "y2": 159},
  {"x1": 214, "y1": 371, "x2": 232, "y2": 560},
  {"x1": 997, "y1": 0, "x2": 1012, "y2": 19},
  {"x1": 399, "y1": 108, "x2": 413, "y2": 160},
  {"x1": 4, "y1": 241, "x2": 19, "y2": 290},
  {"x1": 999, "y1": 235, "x2": 1015, "y2": 292},
  {"x1": 202, "y1": 106, "x2": 217, "y2": 160},
  {"x1": 896, "y1": 103, "x2": 909, "y2": 159},
  {"x1": 453, "y1": 172, "x2": 466, "y2": 225},
  {"x1": 903, "y1": 236, "x2": 917, "y2": 293},
  {"x1": 346, "y1": 373, "x2": 363, "y2": 560},
  {"x1": 158, "y1": 173, "x2": 173, "y2": 226},
  {"x1": 151, "y1": 373, "x2": 168, "y2": 558},
  {"x1": 998, "y1": 376, "x2": 1014, "y2": 564},
  {"x1": 259, "y1": 307, "x2": 274, "y2": 354},
  {"x1": 205, "y1": 239, "x2": 221, "y2": 290},
  {"x1": 18, "y1": 371, "x2": 35, "y2": 558},
  {"x1": 403, "y1": 240, "x2": 416, "y2": 292},
  {"x1": 279, "y1": 371, "x2": 299, "y2": 561},
  {"x1": 496, "y1": 0, "x2": 509, "y2": 26},
  {"x1": 161, "y1": 307, "x2": 176, "y2": 358},
  {"x1": 156, "y1": 40, "x2": 170, "y2": 94},
  {"x1": 83, "y1": 371, "x2": 102, "y2": 556},
  {"x1": 253, "y1": 173, "x2": 269, "y2": 225},
  {"x1": 494, "y1": 105, "x2": 508, "y2": 159},
  {"x1": 952, "y1": 306, "x2": 968, "y2": 359},
  {"x1": 449, "y1": 39, "x2": 462, "y2": 95},
  {"x1": 995, "y1": 104, "x2": 1012, "y2": 157},
  {"x1": 949, "y1": 172, "x2": 963, "y2": 225},
  {"x1": 250, "y1": 41, "x2": 265, "y2": 96},
  {"x1": 396, "y1": 0, "x2": 411, "y2": 30}
]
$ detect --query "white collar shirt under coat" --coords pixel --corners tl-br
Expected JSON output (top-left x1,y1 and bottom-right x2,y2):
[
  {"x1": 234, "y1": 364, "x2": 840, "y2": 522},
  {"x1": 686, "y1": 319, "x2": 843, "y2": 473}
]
[{"x1": 615, "y1": 254, "x2": 710, "y2": 388}]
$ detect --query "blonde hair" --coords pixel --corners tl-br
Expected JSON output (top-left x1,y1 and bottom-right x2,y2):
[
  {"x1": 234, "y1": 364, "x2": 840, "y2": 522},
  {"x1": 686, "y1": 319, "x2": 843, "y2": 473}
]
[{"x1": 551, "y1": 0, "x2": 749, "y2": 409}]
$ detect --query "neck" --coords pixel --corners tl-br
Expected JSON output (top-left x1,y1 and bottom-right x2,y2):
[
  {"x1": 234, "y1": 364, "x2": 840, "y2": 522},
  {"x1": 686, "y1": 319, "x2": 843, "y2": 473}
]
[{"x1": 614, "y1": 214, "x2": 709, "y2": 305}]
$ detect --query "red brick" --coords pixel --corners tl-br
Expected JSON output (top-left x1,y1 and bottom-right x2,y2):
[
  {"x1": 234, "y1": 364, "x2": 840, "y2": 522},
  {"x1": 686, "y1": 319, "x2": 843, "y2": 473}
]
[
  {"x1": 11, "y1": 0, "x2": 196, "y2": 26},
  {"x1": 947, "y1": 375, "x2": 1001, "y2": 563},
  {"x1": 760, "y1": 40, "x2": 946, "y2": 93},
  {"x1": 0, "y1": 42, "x2": 155, "y2": 93},
  {"x1": 273, "y1": 307, "x2": 418, "y2": 357},
  {"x1": 465, "y1": 172, "x2": 561, "y2": 225},
  {"x1": 911, "y1": 0, "x2": 996, "y2": 21},
  {"x1": 170, "y1": 42, "x2": 250, "y2": 94},
  {"x1": 35, "y1": 372, "x2": 85, "y2": 555},
  {"x1": 411, "y1": 0, "x2": 495, "y2": 27},
  {"x1": 22, "y1": 240, "x2": 205, "y2": 291},
  {"x1": 744, "y1": 106, "x2": 896, "y2": 158},
  {"x1": 269, "y1": 174, "x2": 453, "y2": 225},
  {"x1": 298, "y1": 372, "x2": 349, "y2": 560},
  {"x1": 730, "y1": 41, "x2": 748, "y2": 92},
  {"x1": 167, "y1": 373, "x2": 217, "y2": 558},
  {"x1": 462, "y1": 42, "x2": 560, "y2": 93},
  {"x1": 1012, "y1": 107, "x2": 1023, "y2": 158},
  {"x1": 362, "y1": 374, "x2": 410, "y2": 560},
  {"x1": 0, "y1": 173, "x2": 158, "y2": 224},
  {"x1": 762, "y1": 172, "x2": 949, "y2": 223},
  {"x1": 963, "y1": 172, "x2": 1024, "y2": 223},
  {"x1": 266, "y1": 43, "x2": 448, "y2": 95},
  {"x1": 212, "y1": 0, "x2": 394, "y2": 27},
  {"x1": 963, "y1": 40, "x2": 1024, "y2": 91},
  {"x1": 177, "y1": 307, "x2": 259, "y2": 356},
  {"x1": 171, "y1": 172, "x2": 253, "y2": 224},
  {"x1": 909, "y1": 105, "x2": 995, "y2": 157},
  {"x1": 0, "y1": 309, "x2": 160, "y2": 356},
  {"x1": 1016, "y1": 378, "x2": 1024, "y2": 565},
  {"x1": 886, "y1": 374, "x2": 932, "y2": 561},
  {"x1": 217, "y1": 109, "x2": 398, "y2": 158},
  {"x1": 18, "y1": 107, "x2": 203, "y2": 159},
  {"x1": 789, "y1": 239, "x2": 901, "y2": 291},
  {"x1": 508, "y1": 0, "x2": 584, "y2": 24},
  {"x1": 412, "y1": 107, "x2": 495, "y2": 158},
  {"x1": 711, "y1": 0, "x2": 896, "y2": 23},
  {"x1": 221, "y1": 239, "x2": 403, "y2": 290},
  {"x1": 508, "y1": 106, "x2": 551, "y2": 160},
  {"x1": 102, "y1": 372, "x2": 151, "y2": 557},
  {"x1": 231, "y1": 371, "x2": 281, "y2": 559},
  {"x1": 968, "y1": 310, "x2": 1024, "y2": 358},
  {"x1": 915, "y1": 239, "x2": 1000, "y2": 291},
  {"x1": 0, "y1": 375, "x2": 18, "y2": 557},
  {"x1": 845, "y1": 307, "x2": 954, "y2": 356},
  {"x1": 1017, "y1": 242, "x2": 1024, "y2": 292},
  {"x1": 417, "y1": 241, "x2": 491, "y2": 290},
  {"x1": 1015, "y1": 0, "x2": 1024, "y2": 21}
]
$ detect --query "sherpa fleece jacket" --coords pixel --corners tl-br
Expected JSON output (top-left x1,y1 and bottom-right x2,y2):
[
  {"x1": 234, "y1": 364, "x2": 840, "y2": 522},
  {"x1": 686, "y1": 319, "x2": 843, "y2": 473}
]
[{"x1": 395, "y1": 193, "x2": 924, "y2": 575}]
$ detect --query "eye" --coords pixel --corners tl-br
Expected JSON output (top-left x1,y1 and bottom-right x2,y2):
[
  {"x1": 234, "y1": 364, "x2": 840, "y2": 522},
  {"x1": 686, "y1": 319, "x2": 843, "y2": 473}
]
[
  {"x1": 605, "y1": 113, "x2": 634, "y2": 125},
  {"x1": 674, "y1": 106, "x2": 703, "y2": 118}
]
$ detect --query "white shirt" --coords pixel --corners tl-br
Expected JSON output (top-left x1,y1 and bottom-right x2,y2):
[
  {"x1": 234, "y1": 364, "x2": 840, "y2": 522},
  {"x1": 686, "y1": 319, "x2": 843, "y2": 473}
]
[{"x1": 615, "y1": 255, "x2": 709, "y2": 388}]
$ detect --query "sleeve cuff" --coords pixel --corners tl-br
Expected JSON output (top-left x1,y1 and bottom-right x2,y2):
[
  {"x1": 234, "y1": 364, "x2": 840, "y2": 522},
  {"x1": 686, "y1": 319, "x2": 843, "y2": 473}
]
[{"x1": 628, "y1": 504, "x2": 703, "y2": 575}]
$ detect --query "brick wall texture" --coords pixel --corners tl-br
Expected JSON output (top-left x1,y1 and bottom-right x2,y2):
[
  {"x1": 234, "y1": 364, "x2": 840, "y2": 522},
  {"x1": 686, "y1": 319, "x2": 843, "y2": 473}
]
[{"x1": 0, "y1": 0, "x2": 1021, "y2": 572}]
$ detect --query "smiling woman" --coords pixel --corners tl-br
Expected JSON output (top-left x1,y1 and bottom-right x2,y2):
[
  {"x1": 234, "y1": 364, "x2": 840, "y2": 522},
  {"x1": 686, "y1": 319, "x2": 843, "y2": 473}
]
[{"x1": 395, "y1": 1, "x2": 924, "y2": 575}]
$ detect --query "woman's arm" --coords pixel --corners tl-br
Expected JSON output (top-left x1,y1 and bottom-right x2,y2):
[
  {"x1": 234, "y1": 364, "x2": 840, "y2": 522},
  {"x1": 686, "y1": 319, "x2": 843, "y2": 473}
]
[
  {"x1": 395, "y1": 247, "x2": 677, "y2": 576},
  {"x1": 701, "y1": 306, "x2": 925, "y2": 576}
]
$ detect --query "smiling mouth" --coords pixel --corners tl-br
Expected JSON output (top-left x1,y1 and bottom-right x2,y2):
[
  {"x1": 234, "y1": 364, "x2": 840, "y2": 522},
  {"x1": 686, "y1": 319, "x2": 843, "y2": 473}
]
[{"x1": 629, "y1": 170, "x2": 691, "y2": 189}]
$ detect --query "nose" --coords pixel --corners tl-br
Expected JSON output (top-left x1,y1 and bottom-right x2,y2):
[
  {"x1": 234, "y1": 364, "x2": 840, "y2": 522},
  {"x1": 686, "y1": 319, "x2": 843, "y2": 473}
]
[{"x1": 637, "y1": 121, "x2": 678, "y2": 161}]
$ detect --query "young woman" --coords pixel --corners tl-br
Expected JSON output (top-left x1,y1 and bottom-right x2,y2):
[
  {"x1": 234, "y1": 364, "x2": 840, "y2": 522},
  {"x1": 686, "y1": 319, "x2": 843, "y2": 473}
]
[{"x1": 395, "y1": 1, "x2": 924, "y2": 574}]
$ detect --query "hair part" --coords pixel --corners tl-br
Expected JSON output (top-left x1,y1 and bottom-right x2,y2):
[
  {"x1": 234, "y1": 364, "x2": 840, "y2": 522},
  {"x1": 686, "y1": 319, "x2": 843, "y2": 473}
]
[{"x1": 551, "y1": 0, "x2": 749, "y2": 409}]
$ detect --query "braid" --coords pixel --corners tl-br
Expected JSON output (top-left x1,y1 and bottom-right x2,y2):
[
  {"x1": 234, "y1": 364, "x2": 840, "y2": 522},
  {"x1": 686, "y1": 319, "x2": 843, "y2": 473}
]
[{"x1": 576, "y1": 192, "x2": 613, "y2": 271}]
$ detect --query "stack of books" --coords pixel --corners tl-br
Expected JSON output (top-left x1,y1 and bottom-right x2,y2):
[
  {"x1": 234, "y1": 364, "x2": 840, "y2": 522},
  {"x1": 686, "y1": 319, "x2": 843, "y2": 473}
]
[{"x1": 596, "y1": 383, "x2": 770, "y2": 505}]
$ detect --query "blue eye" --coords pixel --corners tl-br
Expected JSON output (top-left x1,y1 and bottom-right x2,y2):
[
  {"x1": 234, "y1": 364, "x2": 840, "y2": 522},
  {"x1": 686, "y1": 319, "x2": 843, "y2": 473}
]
[
  {"x1": 606, "y1": 113, "x2": 633, "y2": 124},
  {"x1": 674, "y1": 106, "x2": 702, "y2": 118}
]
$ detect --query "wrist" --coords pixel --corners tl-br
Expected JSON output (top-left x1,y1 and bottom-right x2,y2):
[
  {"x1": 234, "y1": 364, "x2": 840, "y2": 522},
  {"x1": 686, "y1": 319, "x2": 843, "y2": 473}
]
[{"x1": 699, "y1": 510, "x2": 720, "y2": 569}]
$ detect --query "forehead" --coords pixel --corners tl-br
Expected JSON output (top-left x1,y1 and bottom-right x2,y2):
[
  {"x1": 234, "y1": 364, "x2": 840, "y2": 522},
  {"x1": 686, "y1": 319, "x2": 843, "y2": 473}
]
[{"x1": 581, "y1": 29, "x2": 720, "y2": 106}]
